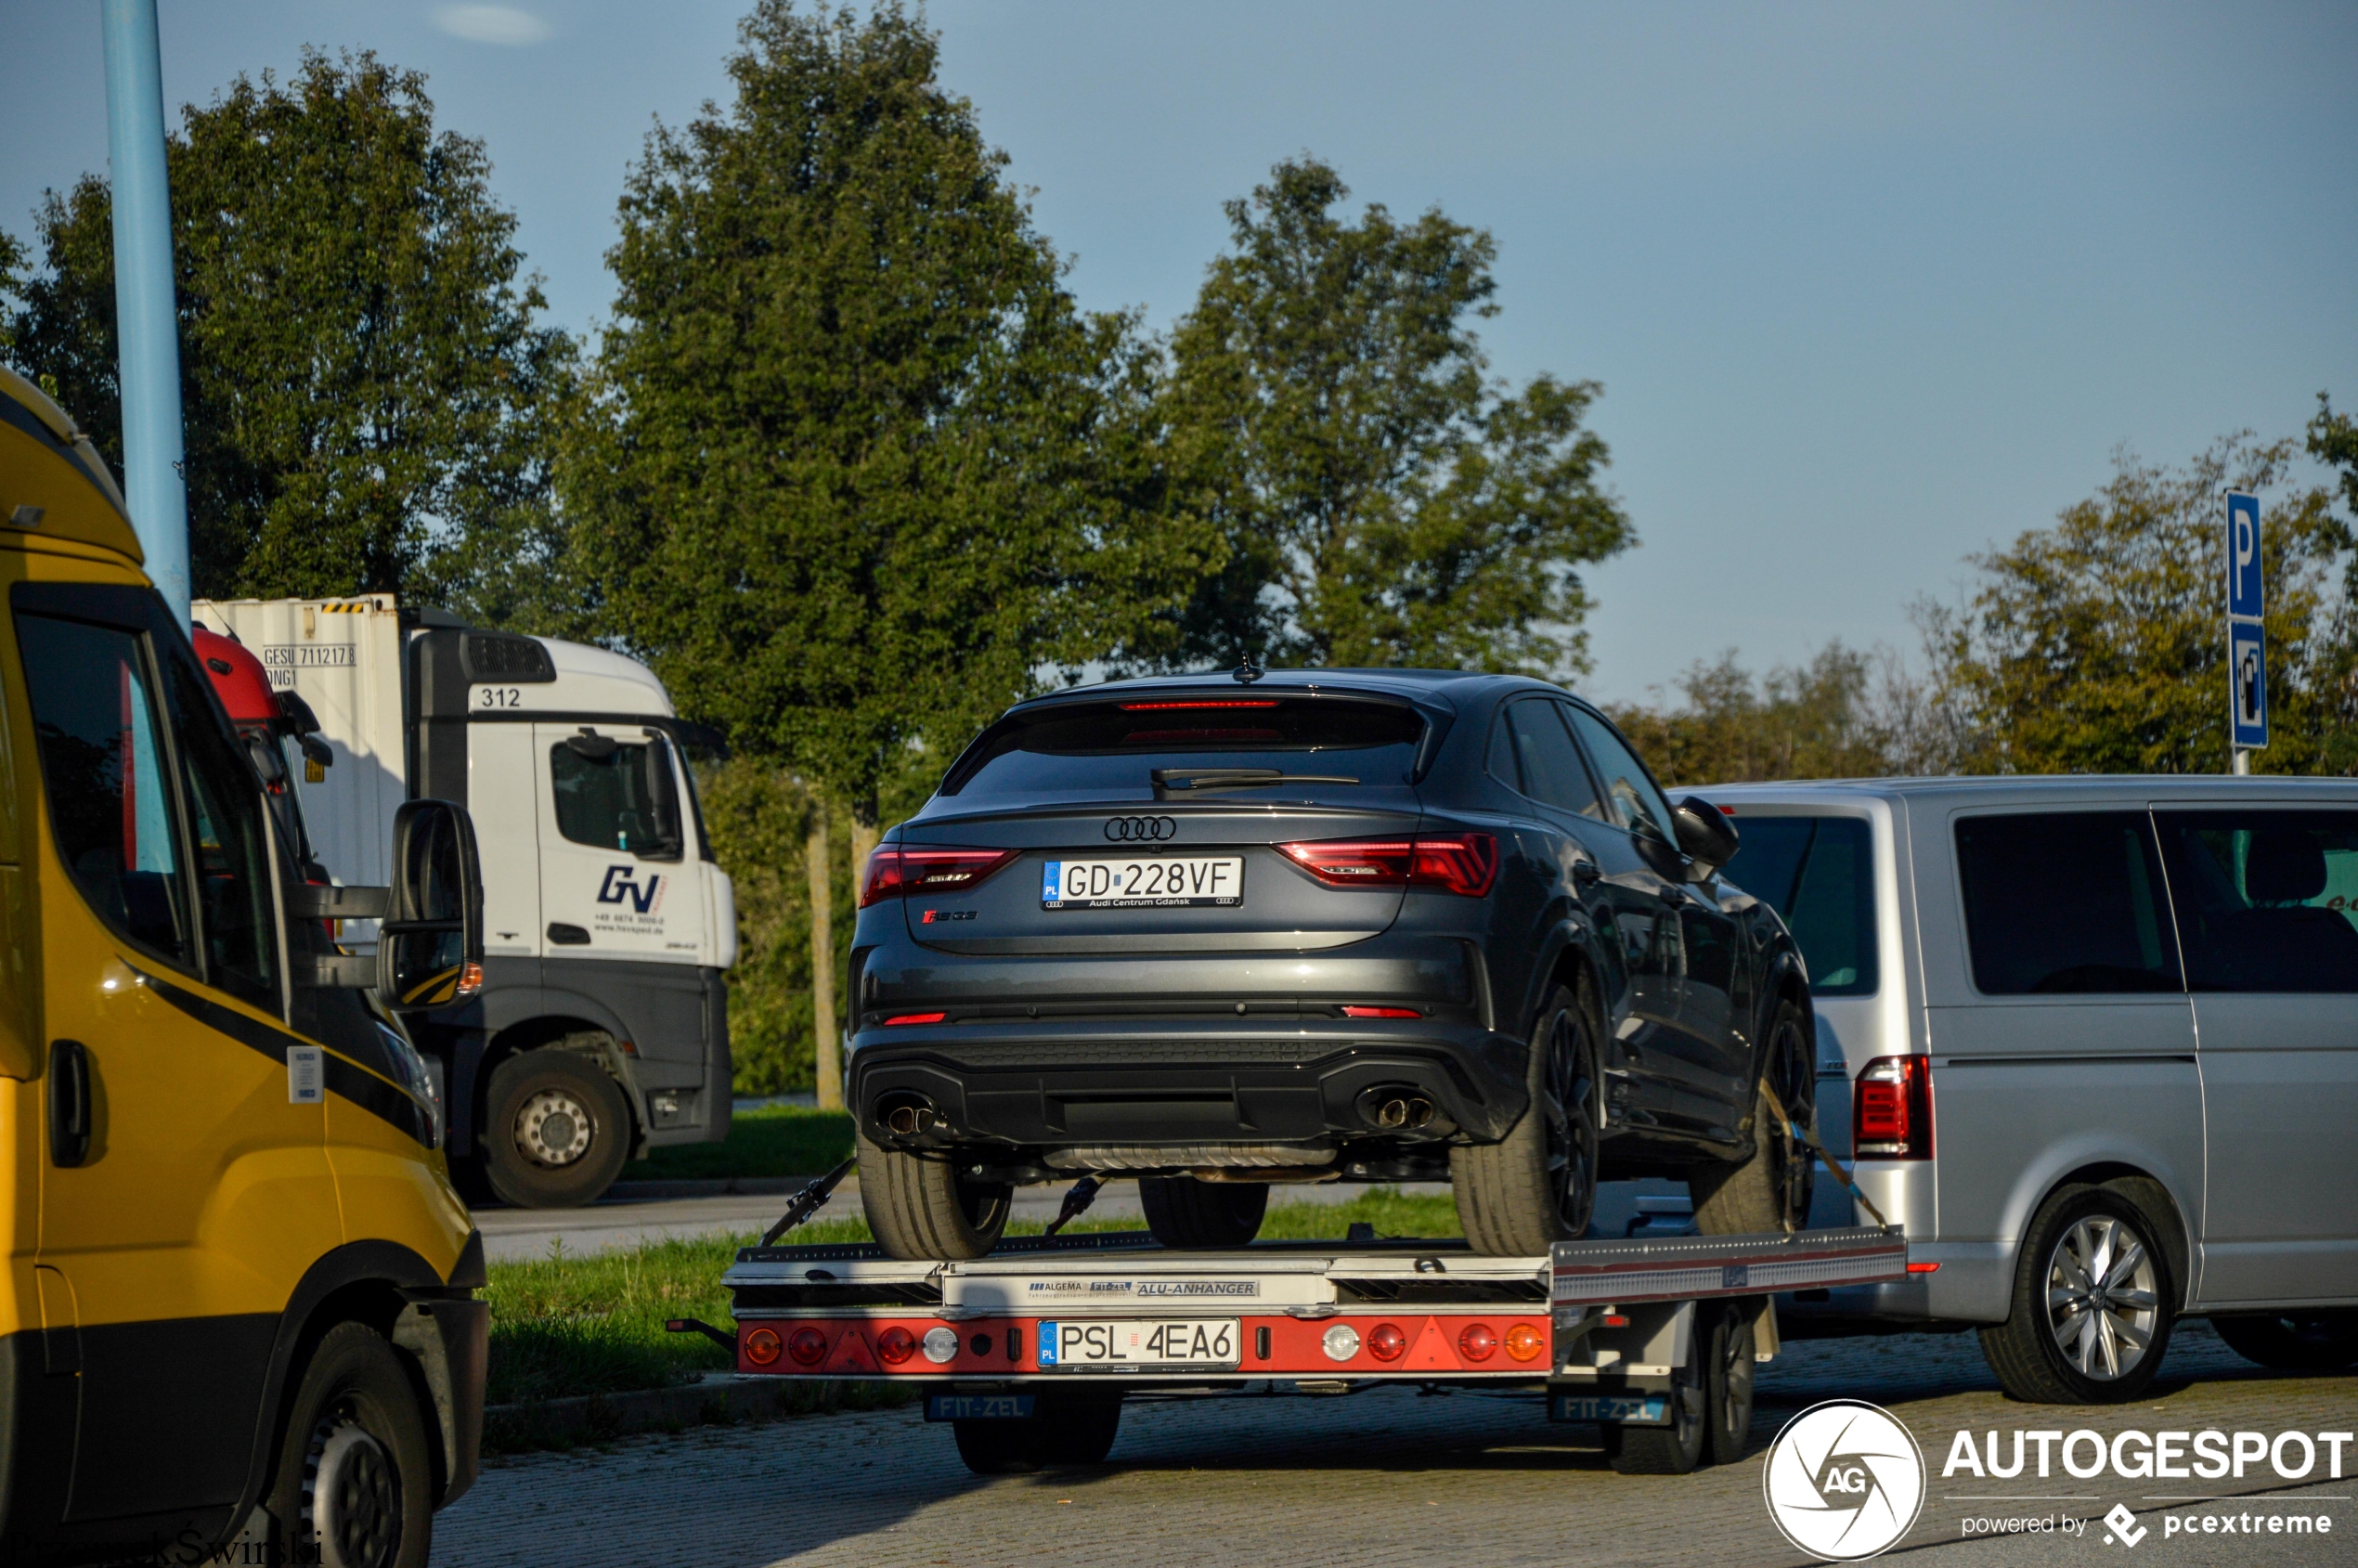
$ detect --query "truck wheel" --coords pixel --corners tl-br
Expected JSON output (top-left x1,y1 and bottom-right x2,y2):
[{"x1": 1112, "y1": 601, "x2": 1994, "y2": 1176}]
[
  {"x1": 265, "y1": 1322, "x2": 434, "y2": 1568},
  {"x1": 1452, "y1": 978, "x2": 1602, "y2": 1256},
  {"x1": 2209, "y1": 1310, "x2": 2358, "y2": 1371},
  {"x1": 952, "y1": 1416, "x2": 1045, "y2": 1474},
  {"x1": 951, "y1": 1392, "x2": 1121, "y2": 1473},
  {"x1": 857, "y1": 1125, "x2": 1011, "y2": 1260},
  {"x1": 1602, "y1": 1311, "x2": 1711, "y2": 1475},
  {"x1": 1705, "y1": 1301, "x2": 1758, "y2": 1466},
  {"x1": 1139, "y1": 1176, "x2": 1268, "y2": 1249},
  {"x1": 482, "y1": 1051, "x2": 632, "y2": 1209},
  {"x1": 1978, "y1": 1185, "x2": 2174, "y2": 1404},
  {"x1": 1687, "y1": 1000, "x2": 1814, "y2": 1237}
]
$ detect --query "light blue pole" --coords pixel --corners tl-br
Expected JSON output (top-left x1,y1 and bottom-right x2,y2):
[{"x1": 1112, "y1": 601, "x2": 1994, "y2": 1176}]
[{"x1": 101, "y1": 0, "x2": 190, "y2": 624}]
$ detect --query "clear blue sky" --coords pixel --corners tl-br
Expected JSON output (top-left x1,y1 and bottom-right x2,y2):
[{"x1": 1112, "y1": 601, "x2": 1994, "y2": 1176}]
[{"x1": 5, "y1": 1, "x2": 2353, "y2": 703}]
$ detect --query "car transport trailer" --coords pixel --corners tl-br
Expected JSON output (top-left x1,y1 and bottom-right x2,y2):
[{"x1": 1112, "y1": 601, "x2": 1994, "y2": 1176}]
[{"x1": 699, "y1": 1224, "x2": 1909, "y2": 1475}]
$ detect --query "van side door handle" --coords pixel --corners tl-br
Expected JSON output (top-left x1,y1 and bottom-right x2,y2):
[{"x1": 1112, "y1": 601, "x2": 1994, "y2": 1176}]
[{"x1": 49, "y1": 1040, "x2": 90, "y2": 1168}]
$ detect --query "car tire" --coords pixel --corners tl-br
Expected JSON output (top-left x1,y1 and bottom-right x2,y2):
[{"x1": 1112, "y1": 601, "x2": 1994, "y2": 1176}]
[
  {"x1": 1979, "y1": 1184, "x2": 2175, "y2": 1404},
  {"x1": 951, "y1": 1391, "x2": 1121, "y2": 1474},
  {"x1": 1602, "y1": 1309, "x2": 1711, "y2": 1475},
  {"x1": 2209, "y1": 1310, "x2": 2358, "y2": 1371},
  {"x1": 1139, "y1": 1176, "x2": 1269, "y2": 1249},
  {"x1": 264, "y1": 1321, "x2": 435, "y2": 1568},
  {"x1": 857, "y1": 1125, "x2": 1012, "y2": 1260},
  {"x1": 482, "y1": 1050, "x2": 633, "y2": 1210},
  {"x1": 1705, "y1": 1300, "x2": 1759, "y2": 1466},
  {"x1": 1452, "y1": 978, "x2": 1602, "y2": 1257},
  {"x1": 1688, "y1": 999, "x2": 1815, "y2": 1238}
]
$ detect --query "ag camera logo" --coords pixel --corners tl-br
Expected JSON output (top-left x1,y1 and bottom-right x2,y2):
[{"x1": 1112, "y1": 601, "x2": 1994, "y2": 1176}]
[{"x1": 1763, "y1": 1399, "x2": 1926, "y2": 1561}]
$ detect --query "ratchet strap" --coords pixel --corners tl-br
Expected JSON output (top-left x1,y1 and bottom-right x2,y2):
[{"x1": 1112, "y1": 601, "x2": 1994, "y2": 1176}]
[{"x1": 1761, "y1": 1081, "x2": 1891, "y2": 1231}]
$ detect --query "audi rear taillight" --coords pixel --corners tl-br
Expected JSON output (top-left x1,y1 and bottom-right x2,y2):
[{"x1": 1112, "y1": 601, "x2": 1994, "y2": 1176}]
[
  {"x1": 860, "y1": 846, "x2": 1018, "y2": 908},
  {"x1": 1277, "y1": 834, "x2": 1497, "y2": 898},
  {"x1": 1853, "y1": 1055, "x2": 1933, "y2": 1160}
]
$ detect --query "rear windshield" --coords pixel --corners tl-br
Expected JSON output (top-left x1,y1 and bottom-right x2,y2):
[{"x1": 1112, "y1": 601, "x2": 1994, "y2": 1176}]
[
  {"x1": 1718, "y1": 814, "x2": 1879, "y2": 996},
  {"x1": 941, "y1": 694, "x2": 1426, "y2": 800}
]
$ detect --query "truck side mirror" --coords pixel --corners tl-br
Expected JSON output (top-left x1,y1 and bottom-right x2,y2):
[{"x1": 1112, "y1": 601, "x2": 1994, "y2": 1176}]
[
  {"x1": 378, "y1": 798, "x2": 485, "y2": 1011},
  {"x1": 1671, "y1": 795, "x2": 1740, "y2": 880}
]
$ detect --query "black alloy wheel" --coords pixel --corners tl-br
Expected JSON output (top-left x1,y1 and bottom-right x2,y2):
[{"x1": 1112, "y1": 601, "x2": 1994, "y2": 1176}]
[{"x1": 1542, "y1": 1004, "x2": 1602, "y2": 1240}]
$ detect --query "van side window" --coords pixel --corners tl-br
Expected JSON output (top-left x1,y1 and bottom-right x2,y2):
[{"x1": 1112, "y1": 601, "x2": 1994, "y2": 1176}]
[
  {"x1": 550, "y1": 734, "x2": 683, "y2": 859},
  {"x1": 1717, "y1": 815, "x2": 1878, "y2": 995},
  {"x1": 1954, "y1": 812, "x2": 2181, "y2": 994},
  {"x1": 2154, "y1": 810, "x2": 2358, "y2": 993},
  {"x1": 158, "y1": 648, "x2": 281, "y2": 1011},
  {"x1": 1562, "y1": 706, "x2": 1678, "y2": 843},
  {"x1": 16, "y1": 615, "x2": 193, "y2": 965},
  {"x1": 1503, "y1": 700, "x2": 1602, "y2": 816}
]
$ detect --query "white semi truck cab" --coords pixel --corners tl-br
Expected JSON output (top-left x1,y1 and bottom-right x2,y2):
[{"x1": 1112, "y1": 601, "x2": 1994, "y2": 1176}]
[{"x1": 193, "y1": 594, "x2": 736, "y2": 1207}]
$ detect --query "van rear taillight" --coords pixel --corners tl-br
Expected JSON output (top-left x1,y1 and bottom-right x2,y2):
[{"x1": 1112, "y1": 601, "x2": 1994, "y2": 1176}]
[
  {"x1": 1853, "y1": 1055, "x2": 1933, "y2": 1159},
  {"x1": 860, "y1": 846, "x2": 1017, "y2": 907},
  {"x1": 1278, "y1": 834, "x2": 1497, "y2": 898}
]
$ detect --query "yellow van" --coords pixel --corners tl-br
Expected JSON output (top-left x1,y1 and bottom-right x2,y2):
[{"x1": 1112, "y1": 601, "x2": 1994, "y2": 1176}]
[{"x1": 0, "y1": 365, "x2": 486, "y2": 1567}]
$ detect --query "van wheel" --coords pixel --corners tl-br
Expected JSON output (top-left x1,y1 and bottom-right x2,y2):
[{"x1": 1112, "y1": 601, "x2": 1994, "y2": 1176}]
[
  {"x1": 2210, "y1": 1310, "x2": 2358, "y2": 1371},
  {"x1": 266, "y1": 1322, "x2": 434, "y2": 1568},
  {"x1": 1688, "y1": 1000, "x2": 1814, "y2": 1237},
  {"x1": 1453, "y1": 978, "x2": 1602, "y2": 1256},
  {"x1": 1140, "y1": 1176, "x2": 1268, "y2": 1249},
  {"x1": 857, "y1": 1126, "x2": 1011, "y2": 1260},
  {"x1": 1602, "y1": 1311, "x2": 1711, "y2": 1474},
  {"x1": 1979, "y1": 1185, "x2": 2174, "y2": 1404},
  {"x1": 482, "y1": 1051, "x2": 632, "y2": 1209}
]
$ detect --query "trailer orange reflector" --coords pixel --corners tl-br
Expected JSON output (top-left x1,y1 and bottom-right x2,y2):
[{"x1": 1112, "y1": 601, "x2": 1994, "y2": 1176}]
[{"x1": 1504, "y1": 1323, "x2": 1546, "y2": 1363}]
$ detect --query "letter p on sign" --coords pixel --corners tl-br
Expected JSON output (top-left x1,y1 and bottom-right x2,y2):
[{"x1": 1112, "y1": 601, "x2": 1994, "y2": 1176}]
[{"x1": 2227, "y1": 492, "x2": 2263, "y2": 621}]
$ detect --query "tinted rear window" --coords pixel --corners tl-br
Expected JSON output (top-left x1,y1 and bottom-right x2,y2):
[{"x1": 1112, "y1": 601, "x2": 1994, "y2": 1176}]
[
  {"x1": 1720, "y1": 815, "x2": 1878, "y2": 996},
  {"x1": 943, "y1": 695, "x2": 1425, "y2": 799},
  {"x1": 2154, "y1": 810, "x2": 2358, "y2": 993},
  {"x1": 1955, "y1": 812, "x2": 2180, "y2": 994}
]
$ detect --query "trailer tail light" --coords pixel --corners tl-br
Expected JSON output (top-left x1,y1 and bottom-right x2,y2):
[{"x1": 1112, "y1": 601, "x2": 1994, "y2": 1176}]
[
  {"x1": 1341, "y1": 1005, "x2": 1420, "y2": 1019},
  {"x1": 1320, "y1": 1324, "x2": 1361, "y2": 1362},
  {"x1": 742, "y1": 1327, "x2": 782, "y2": 1367},
  {"x1": 860, "y1": 846, "x2": 1018, "y2": 908},
  {"x1": 1277, "y1": 834, "x2": 1498, "y2": 898},
  {"x1": 1367, "y1": 1323, "x2": 1407, "y2": 1363},
  {"x1": 1504, "y1": 1323, "x2": 1546, "y2": 1363},
  {"x1": 785, "y1": 1328, "x2": 828, "y2": 1367},
  {"x1": 1458, "y1": 1323, "x2": 1498, "y2": 1363},
  {"x1": 876, "y1": 1326, "x2": 917, "y2": 1366},
  {"x1": 922, "y1": 1327, "x2": 959, "y2": 1365},
  {"x1": 1854, "y1": 1055, "x2": 1933, "y2": 1160}
]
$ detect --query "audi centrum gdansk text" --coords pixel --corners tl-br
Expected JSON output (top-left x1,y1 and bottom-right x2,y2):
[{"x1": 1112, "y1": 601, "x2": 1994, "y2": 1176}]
[{"x1": 844, "y1": 668, "x2": 1821, "y2": 1259}]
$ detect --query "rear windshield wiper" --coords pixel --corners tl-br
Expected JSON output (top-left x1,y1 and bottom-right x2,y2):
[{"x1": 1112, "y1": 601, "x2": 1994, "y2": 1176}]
[{"x1": 1151, "y1": 767, "x2": 1361, "y2": 794}]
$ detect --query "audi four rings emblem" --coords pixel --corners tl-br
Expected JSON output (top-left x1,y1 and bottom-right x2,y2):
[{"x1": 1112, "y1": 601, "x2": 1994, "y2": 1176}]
[{"x1": 1104, "y1": 815, "x2": 1179, "y2": 842}]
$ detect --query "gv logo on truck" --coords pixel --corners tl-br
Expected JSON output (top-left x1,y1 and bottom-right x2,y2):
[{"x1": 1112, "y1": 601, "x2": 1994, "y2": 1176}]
[
  {"x1": 598, "y1": 864, "x2": 665, "y2": 914},
  {"x1": 1104, "y1": 815, "x2": 1178, "y2": 842}
]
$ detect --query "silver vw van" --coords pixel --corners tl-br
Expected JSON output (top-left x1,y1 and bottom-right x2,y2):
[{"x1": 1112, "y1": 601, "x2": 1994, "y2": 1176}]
[{"x1": 1704, "y1": 776, "x2": 2358, "y2": 1404}]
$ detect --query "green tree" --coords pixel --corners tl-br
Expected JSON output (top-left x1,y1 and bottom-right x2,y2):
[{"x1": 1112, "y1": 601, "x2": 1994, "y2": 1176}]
[
  {"x1": 1609, "y1": 642, "x2": 1899, "y2": 787},
  {"x1": 1160, "y1": 158, "x2": 1633, "y2": 677},
  {"x1": 3, "y1": 51, "x2": 571, "y2": 613},
  {"x1": 567, "y1": 0, "x2": 1207, "y2": 826},
  {"x1": 1921, "y1": 435, "x2": 2355, "y2": 774}
]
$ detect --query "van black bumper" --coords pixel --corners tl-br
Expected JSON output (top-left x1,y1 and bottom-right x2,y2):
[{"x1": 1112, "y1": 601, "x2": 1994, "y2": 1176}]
[{"x1": 847, "y1": 1018, "x2": 1531, "y2": 1153}]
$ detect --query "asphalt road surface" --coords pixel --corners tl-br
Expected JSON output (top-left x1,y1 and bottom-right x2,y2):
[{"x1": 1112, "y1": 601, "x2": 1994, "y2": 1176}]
[{"x1": 436, "y1": 1317, "x2": 2356, "y2": 1567}]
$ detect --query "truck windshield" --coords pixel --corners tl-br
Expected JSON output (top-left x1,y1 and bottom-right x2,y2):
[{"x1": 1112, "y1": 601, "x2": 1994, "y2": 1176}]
[
  {"x1": 1718, "y1": 815, "x2": 1878, "y2": 996},
  {"x1": 941, "y1": 694, "x2": 1426, "y2": 800}
]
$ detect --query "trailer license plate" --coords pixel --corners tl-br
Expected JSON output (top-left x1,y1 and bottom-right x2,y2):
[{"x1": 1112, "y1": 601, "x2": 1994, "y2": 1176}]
[
  {"x1": 1042, "y1": 858, "x2": 1244, "y2": 910},
  {"x1": 1549, "y1": 1394, "x2": 1670, "y2": 1425},
  {"x1": 1037, "y1": 1320, "x2": 1241, "y2": 1368},
  {"x1": 926, "y1": 1394, "x2": 1035, "y2": 1422}
]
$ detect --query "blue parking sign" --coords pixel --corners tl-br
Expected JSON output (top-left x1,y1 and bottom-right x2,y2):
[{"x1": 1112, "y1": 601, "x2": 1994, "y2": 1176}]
[
  {"x1": 2229, "y1": 621, "x2": 2268, "y2": 751},
  {"x1": 2226, "y1": 492, "x2": 2262, "y2": 621}
]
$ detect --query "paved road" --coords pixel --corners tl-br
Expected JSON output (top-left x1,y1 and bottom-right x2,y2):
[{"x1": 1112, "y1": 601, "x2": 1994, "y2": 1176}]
[{"x1": 435, "y1": 1318, "x2": 2356, "y2": 1567}]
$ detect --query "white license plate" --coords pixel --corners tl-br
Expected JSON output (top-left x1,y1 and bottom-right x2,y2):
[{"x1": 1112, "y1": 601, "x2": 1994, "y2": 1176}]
[
  {"x1": 1036, "y1": 1319, "x2": 1242, "y2": 1368},
  {"x1": 1041, "y1": 857, "x2": 1244, "y2": 909}
]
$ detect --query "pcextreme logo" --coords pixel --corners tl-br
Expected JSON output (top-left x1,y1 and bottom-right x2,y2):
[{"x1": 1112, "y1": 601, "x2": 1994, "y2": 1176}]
[{"x1": 1763, "y1": 1400, "x2": 1927, "y2": 1562}]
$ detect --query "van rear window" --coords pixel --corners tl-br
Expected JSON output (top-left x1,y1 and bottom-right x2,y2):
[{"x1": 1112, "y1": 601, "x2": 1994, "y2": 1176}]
[
  {"x1": 1719, "y1": 815, "x2": 1878, "y2": 996},
  {"x1": 942, "y1": 695, "x2": 1425, "y2": 798},
  {"x1": 1954, "y1": 812, "x2": 2181, "y2": 994}
]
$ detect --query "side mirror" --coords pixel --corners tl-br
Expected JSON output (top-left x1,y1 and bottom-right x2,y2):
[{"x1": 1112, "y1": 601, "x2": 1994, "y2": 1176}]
[
  {"x1": 378, "y1": 798, "x2": 485, "y2": 1011},
  {"x1": 1671, "y1": 795, "x2": 1740, "y2": 879}
]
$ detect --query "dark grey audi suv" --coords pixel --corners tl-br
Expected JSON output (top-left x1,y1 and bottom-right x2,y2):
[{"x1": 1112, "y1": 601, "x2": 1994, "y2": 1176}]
[{"x1": 848, "y1": 668, "x2": 1818, "y2": 1258}]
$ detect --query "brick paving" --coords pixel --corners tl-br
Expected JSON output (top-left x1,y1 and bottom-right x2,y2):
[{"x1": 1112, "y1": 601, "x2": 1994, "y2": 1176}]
[{"x1": 435, "y1": 1319, "x2": 2358, "y2": 1567}]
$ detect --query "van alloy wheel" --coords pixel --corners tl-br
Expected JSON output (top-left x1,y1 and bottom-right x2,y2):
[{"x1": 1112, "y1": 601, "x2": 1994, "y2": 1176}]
[
  {"x1": 515, "y1": 1087, "x2": 594, "y2": 1167},
  {"x1": 2044, "y1": 1214, "x2": 2160, "y2": 1380}
]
